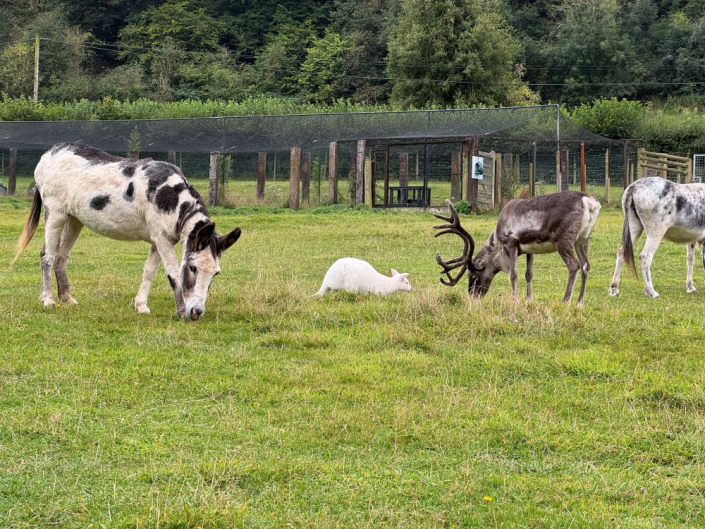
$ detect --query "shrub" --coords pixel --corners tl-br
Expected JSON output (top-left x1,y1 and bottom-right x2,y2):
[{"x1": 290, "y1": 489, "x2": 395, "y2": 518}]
[
  {"x1": 569, "y1": 98, "x2": 643, "y2": 139},
  {"x1": 453, "y1": 200, "x2": 471, "y2": 214}
]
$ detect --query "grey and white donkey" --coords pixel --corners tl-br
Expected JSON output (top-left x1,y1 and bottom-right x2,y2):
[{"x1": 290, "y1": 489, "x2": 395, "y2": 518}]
[
  {"x1": 609, "y1": 177, "x2": 705, "y2": 298},
  {"x1": 14, "y1": 142, "x2": 241, "y2": 320}
]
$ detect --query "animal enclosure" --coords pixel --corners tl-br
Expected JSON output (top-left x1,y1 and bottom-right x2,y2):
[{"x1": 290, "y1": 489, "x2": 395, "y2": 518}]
[{"x1": 0, "y1": 106, "x2": 632, "y2": 208}]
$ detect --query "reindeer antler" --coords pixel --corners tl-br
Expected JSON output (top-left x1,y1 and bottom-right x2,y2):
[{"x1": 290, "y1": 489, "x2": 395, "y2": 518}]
[{"x1": 433, "y1": 199, "x2": 476, "y2": 286}]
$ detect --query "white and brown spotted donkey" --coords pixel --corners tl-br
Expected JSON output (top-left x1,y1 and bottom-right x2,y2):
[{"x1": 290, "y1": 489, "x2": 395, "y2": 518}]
[{"x1": 14, "y1": 142, "x2": 241, "y2": 320}]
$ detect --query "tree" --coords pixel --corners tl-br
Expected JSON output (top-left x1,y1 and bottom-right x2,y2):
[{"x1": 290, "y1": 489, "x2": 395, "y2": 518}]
[
  {"x1": 387, "y1": 0, "x2": 537, "y2": 108},
  {"x1": 298, "y1": 30, "x2": 348, "y2": 101},
  {"x1": 0, "y1": 43, "x2": 34, "y2": 98},
  {"x1": 541, "y1": 0, "x2": 640, "y2": 104}
]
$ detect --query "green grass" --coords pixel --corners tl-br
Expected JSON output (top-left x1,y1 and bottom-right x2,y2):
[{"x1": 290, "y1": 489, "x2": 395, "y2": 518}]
[{"x1": 0, "y1": 195, "x2": 704, "y2": 528}]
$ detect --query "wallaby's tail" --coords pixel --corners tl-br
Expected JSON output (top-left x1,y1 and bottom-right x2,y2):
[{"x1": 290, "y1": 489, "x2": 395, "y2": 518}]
[
  {"x1": 621, "y1": 187, "x2": 639, "y2": 279},
  {"x1": 13, "y1": 191, "x2": 42, "y2": 264}
]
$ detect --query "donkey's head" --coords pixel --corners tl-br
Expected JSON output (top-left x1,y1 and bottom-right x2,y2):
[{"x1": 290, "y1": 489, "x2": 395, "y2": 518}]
[
  {"x1": 433, "y1": 199, "x2": 499, "y2": 298},
  {"x1": 181, "y1": 221, "x2": 241, "y2": 320}
]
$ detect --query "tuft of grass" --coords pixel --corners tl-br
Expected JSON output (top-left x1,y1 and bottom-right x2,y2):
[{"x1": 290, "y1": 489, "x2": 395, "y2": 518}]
[{"x1": 1, "y1": 195, "x2": 704, "y2": 528}]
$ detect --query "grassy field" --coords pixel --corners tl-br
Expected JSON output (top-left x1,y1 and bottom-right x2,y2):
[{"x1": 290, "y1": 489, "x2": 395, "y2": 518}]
[{"x1": 0, "y1": 194, "x2": 704, "y2": 528}]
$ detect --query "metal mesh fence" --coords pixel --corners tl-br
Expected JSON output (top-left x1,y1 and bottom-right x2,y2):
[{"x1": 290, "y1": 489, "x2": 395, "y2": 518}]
[{"x1": 0, "y1": 106, "x2": 634, "y2": 207}]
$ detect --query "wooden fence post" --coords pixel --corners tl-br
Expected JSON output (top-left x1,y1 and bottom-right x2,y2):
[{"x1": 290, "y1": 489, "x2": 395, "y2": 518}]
[
  {"x1": 451, "y1": 150, "x2": 461, "y2": 202},
  {"x1": 461, "y1": 140, "x2": 470, "y2": 201},
  {"x1": 636, "y1": 148, "x2": 643, "y2": 179},
  {"x1": 301, "y1": 151, "x2": 311, "y2": 204},
  {"x1": 208, "y1": 151, "x2": 219, "y2": 207},
  {"x1": 356, "y1": 140, "x2": 365, "y2": 205},
  {"x1": 604, "y1": 146, "x2": 610, "y2": 204},
  {"x1": 364, "y1": 149, "x2": 373, "y2": 207},
  {"x1": 580, "y1": 142, "x2": 586, "y2": 192},
  {"x1": 687, "y1": 155, "x2": 693, "y2": 183},
  {"x1": 289, "y1": 146, "x2": 301, "y2": 210},
  {"x1": 399, "y1": 152, "x2": 409, "y2": 187},
  {"x1": 8, "y1": 148, "x2": 17, "y2": 195},
  {"x1": 257, "y1": 152, "x2": 266, "y2": 201},
  {"x1": 623, "y1": 141, "x2": 629, "y2": 189},
  {"x1": 167, "y1": 150, "x2": 176, "y2": 165},
  {"x1": 494, "y1": 152, "x2": 501, "y2": 207},
  {"x1": 328, "y1": 142, "x2": 338, "y2": 204},
  {"x1": 555, "y1": 148, "x2": 562, "y2": 193},
  {"x1": 530, "y1": 142, "x2": 537, "y2": 197},
  {"x1": 469, "y1": 137, "x2": 479, "y2": 212},
  {"x1": 561, "y1": 150, "x2": 569, "y2": 191}
]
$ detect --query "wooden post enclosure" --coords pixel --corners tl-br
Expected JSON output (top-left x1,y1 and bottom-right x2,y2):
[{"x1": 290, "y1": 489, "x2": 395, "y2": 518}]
[
  {"x1": 364, "y1": 149, "x2": 373, "y2": 207},
  {"x1": 604, "y1": 146, "x2": 610, "y2": 204},
  {"x1": 580, "y1": 142, "x2": 586, "y2": 192},
  {"x1": 494, "y1": 151, "x2": 502, "y2": 206},
  {"x1": 468, "y1": 138, "x2": 480, "y2": 213},
  {"x1": 8, "y1": 148, "x2": 17, "y2": 195},
  {"x1": 451, "y1": 150, "x2": 461, "y2": 202},
  {"x1": 328, "y1": 141, "x2": 338, "y2": 204},
  {"x1": 356, "y1": 140, "x2": 365, "y2": 205},
  {"x1": 208, "y1": 151, "x2": 219, "y2": 207},
  {"x1": 530, "y1": 142, "x2": 537, "y2": 197},
  {"x1": 461, "y1": 140, "x2": 470, "y2": 202},
  {"x1": 399, "y1": 152, "x2": 409, "y2": 187},
  {"x1": 637, "y1": 148, "x2": 692, "y2": 182},
  {"x1": 257, "y1": 152, "x2": 266, "y2": 201},
  {"x1": 289, "y1": 146, "x2": 301, "y2": 209},
  {"x1": 301, "y1": 151, "x2": 311, "y2": 204}
]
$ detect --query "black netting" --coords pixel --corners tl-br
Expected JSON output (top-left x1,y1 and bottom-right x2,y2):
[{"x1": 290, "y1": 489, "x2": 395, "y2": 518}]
[{"x1": 0, "y1": 105, "x2": 633, "y2": 207}]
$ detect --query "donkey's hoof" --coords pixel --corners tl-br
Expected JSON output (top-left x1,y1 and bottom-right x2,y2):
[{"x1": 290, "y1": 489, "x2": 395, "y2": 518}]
[
  {"x1": 135, "y1": 303, "x2": 151, "y2": 315},
  {"x1": 61, "y1": 296, "x2": 78, "y2": 306},
  {"x1": 41, "y1": 298, "x2": 57, "y2": 309},
  {"x1": 686, "y1": 285, "x2": 697, "y2": 294},
  {"x1": 645, "y1": 289, "x2": 660, "y2": 299},
  {"x1": 608, "y1": 286, "x2": 619, "y2": 297}
]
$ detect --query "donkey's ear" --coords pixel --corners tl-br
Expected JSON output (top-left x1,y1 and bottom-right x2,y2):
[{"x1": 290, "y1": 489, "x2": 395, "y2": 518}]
[
  {"x1": 190, "y1": 221, "x2": 215, "y2": 251},
  {"x1": 217, "y1": 227, "x2": 241, "y2": 253}
]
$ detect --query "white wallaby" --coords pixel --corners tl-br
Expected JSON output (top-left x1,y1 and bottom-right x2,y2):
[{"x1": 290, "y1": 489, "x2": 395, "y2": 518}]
[{"x1": 315, "y1": 258, "x2": 412, "y2": 296}]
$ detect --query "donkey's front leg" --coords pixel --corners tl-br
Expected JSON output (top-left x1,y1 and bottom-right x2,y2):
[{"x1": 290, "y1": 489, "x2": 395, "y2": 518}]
[
  {"x1": 154, "y1": 239, "x2": 187, "y2": 318},
  {"x1": 134, "y1": 245, "x2": 161, "y2": 314}
]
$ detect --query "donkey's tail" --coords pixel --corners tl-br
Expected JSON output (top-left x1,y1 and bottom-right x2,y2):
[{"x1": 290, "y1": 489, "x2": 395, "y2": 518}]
[
  {"x1": 13, "y1": 191, "x2": 42, "y2": 264},
  {"x1": 621, "y1": 187, "x2": 639, "y2": 279}
]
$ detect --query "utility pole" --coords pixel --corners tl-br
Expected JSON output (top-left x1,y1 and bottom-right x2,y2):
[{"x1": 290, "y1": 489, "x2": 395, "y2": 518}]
[{"x1": 33, "y1": 34, "x2": 40, "y2": 103}]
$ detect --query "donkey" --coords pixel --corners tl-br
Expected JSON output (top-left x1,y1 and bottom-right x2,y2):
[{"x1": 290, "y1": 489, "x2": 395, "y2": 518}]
[
  {"x1": 14, "y1": 142, "x2": 241, "y2": 320},
  {"x1": 609, "y1": 177, "x2": 705, "y2": 298},
  {"x1": 433, "y1": 193, "x2": 601, "y2": 305}
]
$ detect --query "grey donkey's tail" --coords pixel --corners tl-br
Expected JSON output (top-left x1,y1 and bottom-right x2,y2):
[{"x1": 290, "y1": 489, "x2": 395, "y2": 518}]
[
  {"x1": 621, "y1": 187, "x2": 639, "y2": 279},
  {"x1": 13, "y1": 191, "x2": 42, "y2": 264}
]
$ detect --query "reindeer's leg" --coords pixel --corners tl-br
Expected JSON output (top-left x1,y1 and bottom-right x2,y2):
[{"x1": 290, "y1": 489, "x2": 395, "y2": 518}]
[
  {"x1": 525, "y1": 253, "x2": 534, "y2": 302},
  {"x1": 576, "y1": 238, "x2": 591, "y2": 306},
  {"x1": 153, "y1": 239, "x2": 187, "y2": 318},
  {"x1": 686, "y1": 243, "x2": 697, "y2": 293},
  {"x1": 134, "y1": 245, "x2": 161, "y2": 314},
  {"x1": 508, "y1": 243, "x2": 519, "y2": 301},
  {"x1": 39, "y1": 207, "x2": 68, "y2": 308},
  {"x1": 556, "y1": 242, "x2": 581, "y2": 303},
  {"x1": 640, "y1": 233, "x2": 665, "y2": 298},
  {"x1": 54, "y1": 216, "x2": 83, "y2": 305}
]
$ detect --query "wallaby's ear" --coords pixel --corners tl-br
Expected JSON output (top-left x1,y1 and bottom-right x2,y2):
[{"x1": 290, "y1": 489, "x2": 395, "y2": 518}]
[
  {"x1": 391, "y1": 268, "x2": 399, "y2": 276},
  {"x1": 217, "y1": 226, "x2": 241, "y2": 253}
]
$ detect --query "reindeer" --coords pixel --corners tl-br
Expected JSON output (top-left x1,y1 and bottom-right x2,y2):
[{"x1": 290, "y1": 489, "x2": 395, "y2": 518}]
[
  {"x1": 609, "y1": 177, "x2": 705, "y2": 298},
  {"x1": 433, "y1": 193, "x2": 601, "y2": 305},
  {"x1": 14, "y1": 142, "x2": 241, "y2": 320}
]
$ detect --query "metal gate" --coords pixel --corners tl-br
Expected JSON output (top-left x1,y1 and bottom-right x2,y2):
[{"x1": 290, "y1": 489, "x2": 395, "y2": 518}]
[{"x1": 693, "y1": 154, "x2": 705, "y2": 183}]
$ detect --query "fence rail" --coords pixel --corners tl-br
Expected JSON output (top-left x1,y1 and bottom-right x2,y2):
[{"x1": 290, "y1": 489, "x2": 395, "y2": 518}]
[{"x1": 637, "y1": 148, "x2": 692, "y2": 183}]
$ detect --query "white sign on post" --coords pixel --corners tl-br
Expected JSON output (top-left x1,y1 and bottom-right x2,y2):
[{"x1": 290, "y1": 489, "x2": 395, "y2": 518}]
[{"x1": 472, "y1": 156, "x2": 484, "y2": 180}]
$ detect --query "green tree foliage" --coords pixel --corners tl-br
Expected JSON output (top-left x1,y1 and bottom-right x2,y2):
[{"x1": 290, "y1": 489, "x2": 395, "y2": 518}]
[
  {"x1": 541, "y1": 0, "x2": 639, "y2": 104},
  {"x1": 298, "y1": 31, "x2": 349, "y2": 101},
  {"x1": 569, "y1": 97, "x2": 643, "y2": 138},
  {"x1": 387, "y1": 0, "x2": 537, "y2": 108},
  {"x1": 0, "y1": 43, "x2": 34, "y2": 98}
]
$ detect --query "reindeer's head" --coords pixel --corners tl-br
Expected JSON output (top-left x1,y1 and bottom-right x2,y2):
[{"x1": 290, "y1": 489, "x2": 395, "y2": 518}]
[
  {"x1": 181, "y1": 221, "x2": 241, "y2": 320},
  {"x1": 433, "y1": 199, "x2": 499, "y2": 298}
]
